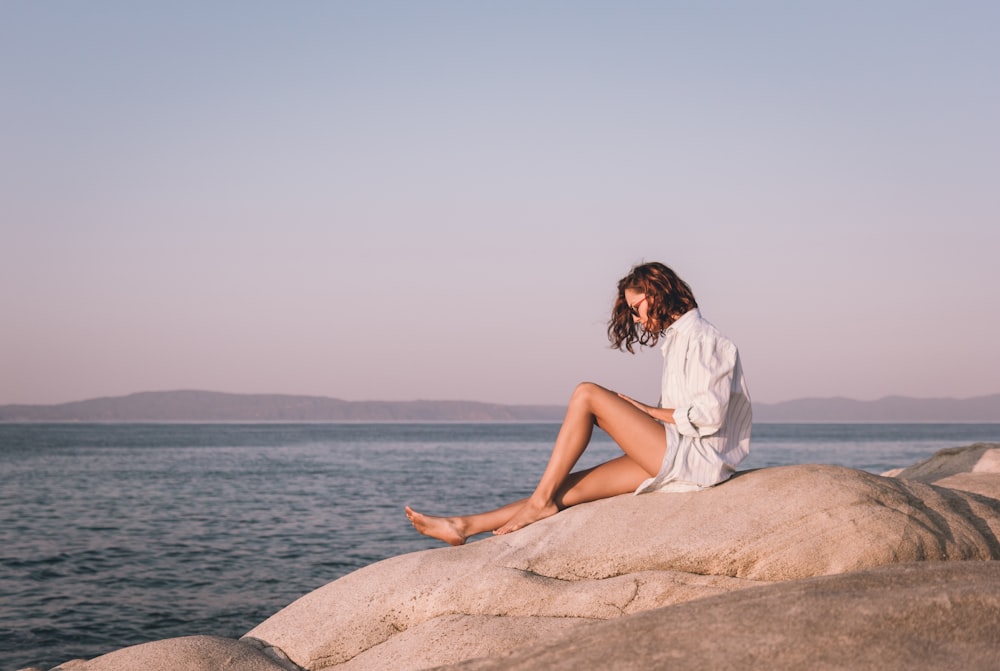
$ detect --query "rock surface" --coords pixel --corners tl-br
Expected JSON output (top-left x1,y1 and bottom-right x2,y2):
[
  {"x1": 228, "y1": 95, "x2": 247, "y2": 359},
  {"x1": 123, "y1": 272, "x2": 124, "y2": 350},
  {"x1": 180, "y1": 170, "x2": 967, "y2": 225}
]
[
  {"x1": 37, "y1": 444, "x2": 1000, "y2": 671},
  {"x1": 438, "y1": 561, "x2": 1000, "y2": 671},
  {"x1": 244, "y1": 461, "x2": 1000, "y2": 670},
  {"x1": 889, "y1": 442, "x2": 1000, "y2": 500},
  {"x1": 47, "y1": 636, "x2": 296, "y2": 671}
]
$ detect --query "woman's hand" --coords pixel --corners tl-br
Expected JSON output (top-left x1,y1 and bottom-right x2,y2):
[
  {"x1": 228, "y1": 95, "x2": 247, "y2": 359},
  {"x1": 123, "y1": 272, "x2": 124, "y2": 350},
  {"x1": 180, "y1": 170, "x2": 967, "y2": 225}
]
[
  {"x1": 618, "y1": 393, "x2": 652, "y2": 414},
  {"x1": 618, "y1": 393, "x2": 676, "y2": 425}
]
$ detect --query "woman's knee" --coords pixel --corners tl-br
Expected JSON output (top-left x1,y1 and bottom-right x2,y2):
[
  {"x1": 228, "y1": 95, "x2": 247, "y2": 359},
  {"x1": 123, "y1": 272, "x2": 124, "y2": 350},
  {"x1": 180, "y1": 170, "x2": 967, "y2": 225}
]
[{"x1": 569, "y1": 381, "x2": 610, "y2": 408}]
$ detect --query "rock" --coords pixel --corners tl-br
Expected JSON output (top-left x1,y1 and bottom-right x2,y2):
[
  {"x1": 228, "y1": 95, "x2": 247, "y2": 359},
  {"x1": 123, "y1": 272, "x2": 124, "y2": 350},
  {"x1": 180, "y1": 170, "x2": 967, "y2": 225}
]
[
  {"x1": 890, "y1": 442, "x2": 1000, "y2": 499},
  {"x1": 243, "y1": 463, "x2": 1000, "y2": 670},
  {"x1": 437, "y1": 561, "x2": 1000, "y2": 671},
  {"x1": 39, "y1": 445, "x2": 1000, "y2": 671},
  {"x1": 49, "y1": 635, "x2": 297, "y2": 671},
  {"x1": 327, "y1": 615, "x2": 585, "y2": 671}
]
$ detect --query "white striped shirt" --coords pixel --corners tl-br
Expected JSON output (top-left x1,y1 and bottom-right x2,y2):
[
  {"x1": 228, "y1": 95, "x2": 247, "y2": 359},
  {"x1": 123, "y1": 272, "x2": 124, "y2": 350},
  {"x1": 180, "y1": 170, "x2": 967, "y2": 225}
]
[{"x1": 636, "y1": 308, "x2": 752, "y2": 493}]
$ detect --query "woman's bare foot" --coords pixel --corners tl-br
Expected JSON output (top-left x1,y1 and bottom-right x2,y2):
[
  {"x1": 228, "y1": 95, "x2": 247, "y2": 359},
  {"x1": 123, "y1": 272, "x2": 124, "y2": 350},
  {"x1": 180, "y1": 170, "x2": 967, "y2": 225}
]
[
  {"x1": 405, "y1": 506, "x2": 468, "y2": 546},
  {"x1": 494, "y1": 498, "x2": 559, "y2": 536}
]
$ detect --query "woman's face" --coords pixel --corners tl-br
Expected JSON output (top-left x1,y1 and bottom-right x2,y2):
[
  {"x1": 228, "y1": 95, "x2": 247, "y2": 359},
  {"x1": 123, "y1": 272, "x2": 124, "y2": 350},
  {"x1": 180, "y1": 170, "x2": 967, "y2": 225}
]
[{"x1": 623, "y1": 288, "x2": 651, "y2": 330}]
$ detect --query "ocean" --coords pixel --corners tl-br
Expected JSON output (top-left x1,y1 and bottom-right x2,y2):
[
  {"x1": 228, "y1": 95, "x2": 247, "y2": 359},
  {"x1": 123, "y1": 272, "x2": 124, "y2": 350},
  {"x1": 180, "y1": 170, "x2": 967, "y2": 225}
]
[{"x1": 2, "y1": 422, "x2": 998, "y2": 670}]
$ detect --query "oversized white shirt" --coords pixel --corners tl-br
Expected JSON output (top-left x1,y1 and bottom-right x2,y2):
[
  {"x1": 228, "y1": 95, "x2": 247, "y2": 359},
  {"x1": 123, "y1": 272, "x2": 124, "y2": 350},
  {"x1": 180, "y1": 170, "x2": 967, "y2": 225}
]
[{"x1": 635, "y1": 308, "x2": 752, "y2": 493}]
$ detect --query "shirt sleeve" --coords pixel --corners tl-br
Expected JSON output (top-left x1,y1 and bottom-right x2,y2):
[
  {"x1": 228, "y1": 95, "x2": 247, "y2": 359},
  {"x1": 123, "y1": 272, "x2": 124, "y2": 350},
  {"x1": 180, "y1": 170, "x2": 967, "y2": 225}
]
[{"x1": 672, "y1": 335, "x2": 738, "y2": 438}]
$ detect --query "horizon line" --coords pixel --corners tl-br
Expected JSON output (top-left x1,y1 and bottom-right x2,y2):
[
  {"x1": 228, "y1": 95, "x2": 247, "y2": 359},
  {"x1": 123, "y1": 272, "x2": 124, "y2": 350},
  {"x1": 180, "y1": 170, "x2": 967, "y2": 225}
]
[{"x1": 3, "y1": 388, "x2": 1000, "y2": 408}]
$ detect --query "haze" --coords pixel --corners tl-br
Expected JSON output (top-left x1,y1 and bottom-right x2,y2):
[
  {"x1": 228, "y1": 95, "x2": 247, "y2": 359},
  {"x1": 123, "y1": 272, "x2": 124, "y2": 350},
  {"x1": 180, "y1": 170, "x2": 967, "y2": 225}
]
[{"x1": 2, "y1": 2, "x2": 998, "y2": 407}]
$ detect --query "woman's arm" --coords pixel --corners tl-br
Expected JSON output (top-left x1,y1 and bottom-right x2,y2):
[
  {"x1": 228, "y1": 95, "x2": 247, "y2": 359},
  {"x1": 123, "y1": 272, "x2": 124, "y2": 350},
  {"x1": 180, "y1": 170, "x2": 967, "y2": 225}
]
[{"x1": 672, "y1": 336, "x2": 738, "y2": 437}]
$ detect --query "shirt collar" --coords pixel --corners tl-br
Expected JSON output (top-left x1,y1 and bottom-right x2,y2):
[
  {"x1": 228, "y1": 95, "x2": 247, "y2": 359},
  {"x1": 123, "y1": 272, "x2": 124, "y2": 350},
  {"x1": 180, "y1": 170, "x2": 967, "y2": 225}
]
[{"x1": 660, "y1": 308, "x2": 701, "y2": 349}]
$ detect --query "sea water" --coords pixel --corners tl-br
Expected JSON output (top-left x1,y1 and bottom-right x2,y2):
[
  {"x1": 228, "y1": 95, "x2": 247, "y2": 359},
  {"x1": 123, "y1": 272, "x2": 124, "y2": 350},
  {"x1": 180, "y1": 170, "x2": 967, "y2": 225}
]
[{"x1": 2, "y1": 422, "x2": 998, "y2": 670}]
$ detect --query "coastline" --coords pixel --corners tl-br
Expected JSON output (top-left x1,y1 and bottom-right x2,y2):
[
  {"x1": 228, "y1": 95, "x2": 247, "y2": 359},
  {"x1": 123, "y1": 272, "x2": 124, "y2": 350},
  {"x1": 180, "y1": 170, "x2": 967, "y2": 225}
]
[
  {"x1": 17, "y1": 442, "x2": 1000, "y2": 671},
  {"x1": 3, "y1": 389, "x2": 999, "y2": 423}
]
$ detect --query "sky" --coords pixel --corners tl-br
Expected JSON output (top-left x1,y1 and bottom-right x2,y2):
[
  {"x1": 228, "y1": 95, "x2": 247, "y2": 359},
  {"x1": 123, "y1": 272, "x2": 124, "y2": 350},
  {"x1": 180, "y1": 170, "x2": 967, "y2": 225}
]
[{"x1": 2, "y1": 1, "x2": 998, "y2": 407}]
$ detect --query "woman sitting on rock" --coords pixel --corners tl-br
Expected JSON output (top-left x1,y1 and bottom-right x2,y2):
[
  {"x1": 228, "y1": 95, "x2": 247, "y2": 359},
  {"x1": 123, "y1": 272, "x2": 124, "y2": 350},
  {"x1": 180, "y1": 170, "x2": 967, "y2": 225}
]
[{"x1": 406, "y1": 261, "x2": 752, "y2": 545}]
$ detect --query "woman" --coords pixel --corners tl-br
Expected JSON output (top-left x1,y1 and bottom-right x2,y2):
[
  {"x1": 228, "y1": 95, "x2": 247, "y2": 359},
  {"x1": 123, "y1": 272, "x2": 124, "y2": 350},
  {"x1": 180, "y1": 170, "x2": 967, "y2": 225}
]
[{"x1": 406, "y1": 261, "x2": 752, "y2": 546}]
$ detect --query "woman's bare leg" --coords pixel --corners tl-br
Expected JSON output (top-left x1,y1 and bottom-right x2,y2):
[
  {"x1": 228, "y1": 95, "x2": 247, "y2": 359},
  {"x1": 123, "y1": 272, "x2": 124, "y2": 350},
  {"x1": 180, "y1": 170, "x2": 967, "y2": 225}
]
[
  {"x1": 405, "y1": 453, "x2": 654, "y2": 545},
  {"x1": 406, "y1": 383, "x2": 667, "y2": 544},
  {"x1": 405, "y1": 499, "x2": 526, "y2": 546},
  {"x1": 494, "y1": 382, "x2": 666, "y2": 534}
]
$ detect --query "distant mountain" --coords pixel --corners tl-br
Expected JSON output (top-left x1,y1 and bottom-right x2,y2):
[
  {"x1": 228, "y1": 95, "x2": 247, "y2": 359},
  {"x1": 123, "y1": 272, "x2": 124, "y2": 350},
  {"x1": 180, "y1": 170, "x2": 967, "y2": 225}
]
[
  {"x1": 1, "y1": 390, "x2": 998, "y2": 423},
  {"x1": 753, "y1": 394, "x2": 1000, "y2": 423},
  {"x1": 0, "y1": 390, "x2": 566, "y2": 422}
]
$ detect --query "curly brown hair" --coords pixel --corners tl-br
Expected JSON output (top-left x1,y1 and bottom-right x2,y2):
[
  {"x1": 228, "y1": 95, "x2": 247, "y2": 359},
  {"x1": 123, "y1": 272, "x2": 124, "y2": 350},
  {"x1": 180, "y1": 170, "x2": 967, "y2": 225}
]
[{"x1": 607, "y1": 261, "x2": 699, "y2": 353}]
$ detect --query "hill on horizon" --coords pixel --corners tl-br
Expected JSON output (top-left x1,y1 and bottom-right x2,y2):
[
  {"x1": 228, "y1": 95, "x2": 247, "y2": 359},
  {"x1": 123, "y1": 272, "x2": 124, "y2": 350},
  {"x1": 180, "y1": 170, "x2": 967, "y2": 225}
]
[
  {"x1": 753, "y1": 393, "x2": 1000, "y2": 423},
  {"x1": 0, "y1": 390, "x2": 999, "y2": 423},
  {"x1": 0, "y1": 390, "x2": 567, "y2": 422}
]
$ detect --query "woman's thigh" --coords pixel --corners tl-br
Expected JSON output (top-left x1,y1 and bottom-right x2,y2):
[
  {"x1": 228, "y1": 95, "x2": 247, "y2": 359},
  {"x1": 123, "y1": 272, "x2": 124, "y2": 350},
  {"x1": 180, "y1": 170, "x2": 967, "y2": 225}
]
[
  {"x1": 556, "y1": 455, "x2": 651, "y2": 508},
  {"x1": 575, "y1": 382, "x2": 667, "y2": 476}
]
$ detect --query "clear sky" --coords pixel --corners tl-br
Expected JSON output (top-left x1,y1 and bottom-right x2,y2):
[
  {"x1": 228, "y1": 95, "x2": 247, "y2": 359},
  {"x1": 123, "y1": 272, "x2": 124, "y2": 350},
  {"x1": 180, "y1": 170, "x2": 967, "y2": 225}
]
[{"x1": 2, "y1": 1, "x2": 998, "y2": 407}]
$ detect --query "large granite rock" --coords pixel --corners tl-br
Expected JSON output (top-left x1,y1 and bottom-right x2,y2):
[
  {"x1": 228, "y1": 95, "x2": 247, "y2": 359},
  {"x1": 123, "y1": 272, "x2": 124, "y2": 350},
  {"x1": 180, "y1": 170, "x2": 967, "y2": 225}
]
[
  {"x1": 243, "y1": 461, "x2": 1000, "y2": 670},
  {"x1": 47, "y1": 636, "x2": 296, "y2": 671},
  {"x1": 439, "y1": 561, "x2": 1000, "y2": 671},
  {"x1": 36, "y1": 444, "x2": 1000, "y2": 671},
  {"x1": 888, "y1": 442, "x2": 1000, "y2": 500}
]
